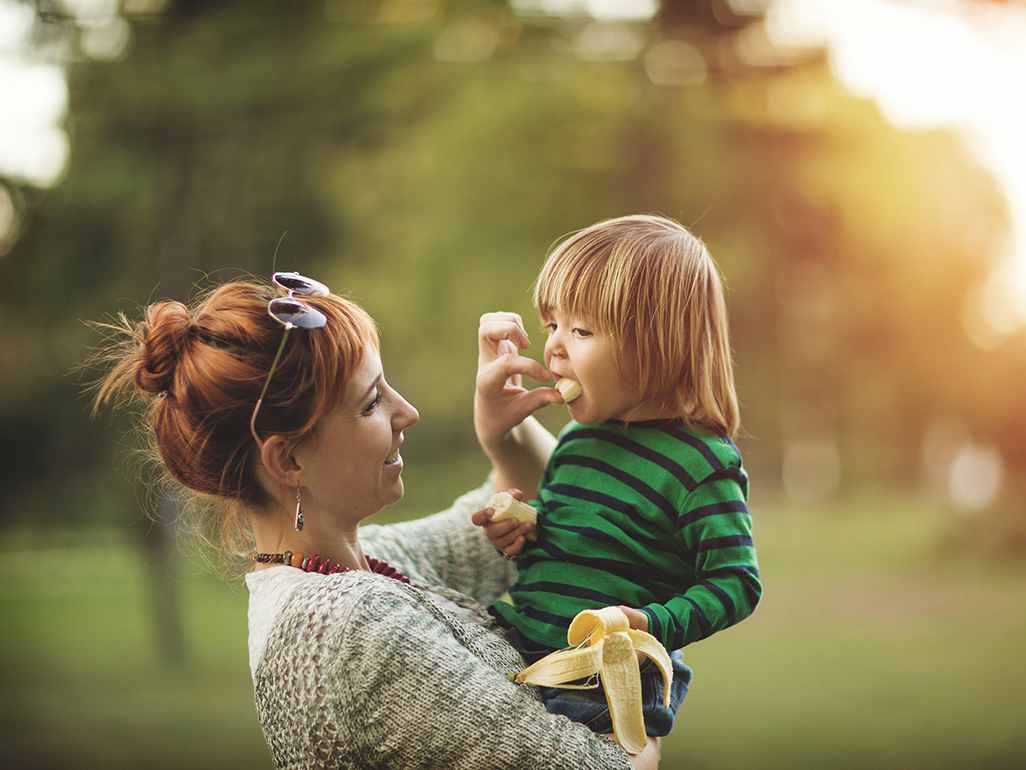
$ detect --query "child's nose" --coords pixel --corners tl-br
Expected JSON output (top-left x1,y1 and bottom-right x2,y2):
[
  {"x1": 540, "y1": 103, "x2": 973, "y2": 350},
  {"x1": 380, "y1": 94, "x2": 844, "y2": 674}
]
[{"x1": 545, "y1": 333, "x2": 564, "y2": 359}]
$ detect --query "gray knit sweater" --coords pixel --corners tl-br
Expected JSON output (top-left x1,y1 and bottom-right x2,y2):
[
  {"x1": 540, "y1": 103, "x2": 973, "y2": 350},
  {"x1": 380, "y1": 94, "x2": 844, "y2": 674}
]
[{"x1": 250, "y1": 483, "x2": 633, "y2": 770}]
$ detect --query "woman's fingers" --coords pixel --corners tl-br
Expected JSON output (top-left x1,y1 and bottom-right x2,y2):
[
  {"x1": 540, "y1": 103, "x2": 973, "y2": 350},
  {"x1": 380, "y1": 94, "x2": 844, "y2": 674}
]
[
  {"x1": 478, "y1": 313, "x2": 531, "y2": 364},
  {"x1": 478, "y1": 353, "x2": 554, "y2": 393},
  {"x1": 475, "y1": 310, "x2": 561, "y2": 460}
]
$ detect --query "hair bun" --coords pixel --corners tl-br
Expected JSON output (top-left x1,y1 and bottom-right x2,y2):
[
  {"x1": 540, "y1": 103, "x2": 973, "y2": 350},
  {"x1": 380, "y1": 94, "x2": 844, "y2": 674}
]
[{"x1": 135, "y1": 301, "x2": 191, "y2": 395}]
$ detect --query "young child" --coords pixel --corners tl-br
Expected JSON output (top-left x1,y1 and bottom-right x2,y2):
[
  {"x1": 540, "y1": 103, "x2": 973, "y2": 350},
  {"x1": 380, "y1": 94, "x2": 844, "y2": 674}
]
[{"x1": 475, "y1": 214, "x2": 762, "y2": 744}]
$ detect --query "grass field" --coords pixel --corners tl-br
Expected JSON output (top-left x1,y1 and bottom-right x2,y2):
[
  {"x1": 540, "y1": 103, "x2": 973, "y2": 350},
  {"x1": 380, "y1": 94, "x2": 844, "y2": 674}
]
[{"x1": 2, "y1": 471, "x2": 1024, "y2": 770}]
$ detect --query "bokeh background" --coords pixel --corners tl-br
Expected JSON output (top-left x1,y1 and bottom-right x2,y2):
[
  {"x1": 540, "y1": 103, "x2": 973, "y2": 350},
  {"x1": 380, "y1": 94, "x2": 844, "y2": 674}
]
[{"x1": 1, "y1": 0, "x2": 1025, "y2": 768}]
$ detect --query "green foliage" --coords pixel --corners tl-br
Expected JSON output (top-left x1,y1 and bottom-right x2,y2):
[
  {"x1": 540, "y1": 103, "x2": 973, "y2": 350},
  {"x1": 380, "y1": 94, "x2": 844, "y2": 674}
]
[{"x1": 1, "y1": 0, "x2": 1023, "y2": 538}]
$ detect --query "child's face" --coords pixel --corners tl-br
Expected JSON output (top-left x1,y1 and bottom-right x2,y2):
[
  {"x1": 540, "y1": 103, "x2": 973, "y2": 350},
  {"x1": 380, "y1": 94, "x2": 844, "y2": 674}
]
[{"x1": 541, "y1": 310, "x2": 644, "y2": 425}]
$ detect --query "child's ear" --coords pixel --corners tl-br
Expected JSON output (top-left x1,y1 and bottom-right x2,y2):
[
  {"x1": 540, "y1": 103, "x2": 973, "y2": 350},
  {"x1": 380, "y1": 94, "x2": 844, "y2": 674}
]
[{"x1": 259, "y1": 434, "x2": 301, "y2": 487}]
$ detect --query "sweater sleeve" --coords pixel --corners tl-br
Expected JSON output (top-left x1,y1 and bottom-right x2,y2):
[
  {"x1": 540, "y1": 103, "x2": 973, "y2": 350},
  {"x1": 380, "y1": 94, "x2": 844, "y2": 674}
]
[
  {"x1": 641, "y1": 469, "x2": 762, "y2": 651},
  {"x1": 361, "y1": 481, "x2": 516, "y2": 607},
  {"x1": 254, "y1": 576, "x2": 632, "y2": 770}
]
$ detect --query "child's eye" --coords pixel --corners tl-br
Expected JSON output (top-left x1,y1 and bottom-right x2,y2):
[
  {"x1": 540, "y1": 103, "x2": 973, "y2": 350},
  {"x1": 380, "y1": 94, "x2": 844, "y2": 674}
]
[
  {"x1": 543, "y1": 322, "x2": 557, "y2": 334},
  {"x1": 572, "y1": 327, "x2": 592, "y2": 338}
]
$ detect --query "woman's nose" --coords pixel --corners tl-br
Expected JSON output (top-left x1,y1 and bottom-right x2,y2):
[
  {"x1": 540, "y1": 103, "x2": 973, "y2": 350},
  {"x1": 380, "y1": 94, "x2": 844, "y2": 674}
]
[{"x1": 395, "y1": 393, "x2": 419, "y2": 428}]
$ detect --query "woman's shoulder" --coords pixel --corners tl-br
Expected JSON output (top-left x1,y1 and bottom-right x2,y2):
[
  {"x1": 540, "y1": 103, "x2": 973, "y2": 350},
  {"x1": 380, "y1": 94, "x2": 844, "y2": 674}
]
[
  {"x1": 246, "y1": 567, "x2": 325, "y2": 677},
  {"x1": 255, "y1": 569, "x2": 403, "y2": 627},
  {"x1": 254, "y1": 572, "x2": 521, "y2": 696},
  {"x1": 256, "y1": 571, "x2": 465, "y2": 652},
  {"x1": 247, "y1": 569, "x2": 420, "y2": 672}
]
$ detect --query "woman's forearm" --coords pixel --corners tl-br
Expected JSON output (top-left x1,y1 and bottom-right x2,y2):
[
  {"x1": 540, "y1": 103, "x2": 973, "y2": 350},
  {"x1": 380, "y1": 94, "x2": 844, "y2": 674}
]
[
  {"x1": 474, "y1": 312, "x2": 561, "y2": 499},
  {"x1": 484, "y1": 415, "x2": 557, "y2": 499}
]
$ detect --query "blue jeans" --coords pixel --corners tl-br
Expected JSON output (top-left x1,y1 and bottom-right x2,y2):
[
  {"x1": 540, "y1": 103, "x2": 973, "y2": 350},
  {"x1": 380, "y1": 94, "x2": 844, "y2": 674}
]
[{"x1": 505, "y1": 628, "x2": 692, "y2": 737}]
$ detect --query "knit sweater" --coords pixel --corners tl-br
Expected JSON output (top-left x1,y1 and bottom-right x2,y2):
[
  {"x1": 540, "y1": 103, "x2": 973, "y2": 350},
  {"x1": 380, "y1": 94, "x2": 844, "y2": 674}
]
[
  {"x1": 247, "y1": 483, "x2": 634, "y2": 770},
  {"x1": 491, "y1": 419, "x2": 762, "y2": 652}
]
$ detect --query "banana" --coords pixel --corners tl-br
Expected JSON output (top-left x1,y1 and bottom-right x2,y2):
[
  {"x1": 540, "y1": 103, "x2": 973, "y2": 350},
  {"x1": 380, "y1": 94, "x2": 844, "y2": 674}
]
[
  {"x1": 555, "y1": 377, "x2": 582, "y2": 403},
  {"x1": 487, "y1": 491, "x2": 538, "y2": 542},
  {"x1": 508, "y1": 606, "x2": 674, "y2": 755}
]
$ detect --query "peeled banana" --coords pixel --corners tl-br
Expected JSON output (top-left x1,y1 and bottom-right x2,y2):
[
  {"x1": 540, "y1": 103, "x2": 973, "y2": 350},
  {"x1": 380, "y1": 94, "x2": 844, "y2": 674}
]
[
  {"x1": 508, "y1": 606, "x2": 674, "y2": 755},
  {"x1": 555, "y1": 377, "x2": 582, "y2": 403},
  {"x1": 487, "y1": 491, "x2": 538, "y2": 541}
]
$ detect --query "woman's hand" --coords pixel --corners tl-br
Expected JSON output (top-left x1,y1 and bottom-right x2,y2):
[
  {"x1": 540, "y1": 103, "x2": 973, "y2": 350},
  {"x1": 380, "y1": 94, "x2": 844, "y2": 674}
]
[
  {"x1": 474, "y1": 312, "x2": 561, "y2": 495},
  {"x1": 474, "y1": 312, "x2": 559, "y2": 448},
  {"x1": 629, "y1": 737, "x2": 661, "y2": 769}
]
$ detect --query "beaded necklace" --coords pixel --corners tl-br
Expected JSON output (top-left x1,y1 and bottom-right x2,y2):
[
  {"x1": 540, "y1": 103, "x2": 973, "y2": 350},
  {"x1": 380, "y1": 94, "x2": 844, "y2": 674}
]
[{"x1": 254, "y1": 551, "x2": 412, "y2": 584}]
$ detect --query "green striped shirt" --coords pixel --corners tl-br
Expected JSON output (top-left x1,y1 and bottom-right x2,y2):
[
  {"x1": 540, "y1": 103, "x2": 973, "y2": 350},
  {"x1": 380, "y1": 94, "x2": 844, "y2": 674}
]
[{"x1": 490, "y1": 419, "x2": 761, "y2": 652}]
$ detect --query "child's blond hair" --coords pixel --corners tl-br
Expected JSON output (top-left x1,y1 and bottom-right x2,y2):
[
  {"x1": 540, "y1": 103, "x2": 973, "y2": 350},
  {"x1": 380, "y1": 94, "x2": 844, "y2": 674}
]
[{"x1": 534, "y1": 214, "x2": 739, "y2": 436}]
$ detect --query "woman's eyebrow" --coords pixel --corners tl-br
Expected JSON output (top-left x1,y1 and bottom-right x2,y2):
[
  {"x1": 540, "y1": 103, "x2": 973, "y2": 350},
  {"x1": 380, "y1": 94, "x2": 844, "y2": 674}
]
[{"x1": 359, "y1": 374, "x2": 382, "y2": 403}]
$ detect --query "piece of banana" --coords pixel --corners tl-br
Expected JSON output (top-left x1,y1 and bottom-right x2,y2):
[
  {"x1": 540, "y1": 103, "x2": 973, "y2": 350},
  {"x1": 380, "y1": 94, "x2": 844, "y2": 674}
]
[
  {"x1": 487, "y1": 491, "x2": 538, "y2": 542},
  {"x1": 508, "y1": 606, "x2": 674, "y2": 755},
  {"x1": 555, "y1": 377, "x2": 582, "y2": 402}
]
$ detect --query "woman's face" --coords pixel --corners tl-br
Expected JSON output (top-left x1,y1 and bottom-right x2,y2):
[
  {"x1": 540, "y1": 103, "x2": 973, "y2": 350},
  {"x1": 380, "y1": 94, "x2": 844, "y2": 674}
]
[{"x1": 292, "y1": 347, "x2": 419, "y2": 524}]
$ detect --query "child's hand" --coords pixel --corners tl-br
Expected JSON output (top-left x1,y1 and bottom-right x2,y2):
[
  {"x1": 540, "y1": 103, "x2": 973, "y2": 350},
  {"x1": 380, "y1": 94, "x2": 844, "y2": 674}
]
[
  {"x1": 613, "y1": 606, "x2": 654, "y2": 666},
  {"x1": 614, "y1": 605, "x2": 651, "y2": 634},
  {"x1": 472, "y1": 489, "x2": 536, "y2": 558}
]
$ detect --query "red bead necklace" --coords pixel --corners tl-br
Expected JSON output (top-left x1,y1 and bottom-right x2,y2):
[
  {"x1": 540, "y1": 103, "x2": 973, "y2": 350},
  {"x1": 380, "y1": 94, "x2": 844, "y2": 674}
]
[{"x1": 254, "y1": 551, "x2": 411, "y2": 584}]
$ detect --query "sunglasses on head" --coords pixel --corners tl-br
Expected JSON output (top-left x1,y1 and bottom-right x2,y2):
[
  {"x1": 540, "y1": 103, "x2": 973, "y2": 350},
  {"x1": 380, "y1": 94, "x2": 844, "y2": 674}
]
[{"x1": 249, "y1": 271, "x2": 330, "y2": 447}]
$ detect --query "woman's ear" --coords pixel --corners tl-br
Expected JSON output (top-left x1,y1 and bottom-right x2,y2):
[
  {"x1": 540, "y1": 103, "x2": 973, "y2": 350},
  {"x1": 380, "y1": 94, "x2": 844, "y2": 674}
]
[{"x1": 259, "y1": 434, "x2": 301, "y2": 488}]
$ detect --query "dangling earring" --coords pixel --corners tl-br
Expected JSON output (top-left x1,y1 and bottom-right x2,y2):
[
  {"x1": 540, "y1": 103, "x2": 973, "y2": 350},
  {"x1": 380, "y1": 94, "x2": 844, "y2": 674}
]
[{"x1": 294, "y1": 483, "x2": 305, "y2": 532}]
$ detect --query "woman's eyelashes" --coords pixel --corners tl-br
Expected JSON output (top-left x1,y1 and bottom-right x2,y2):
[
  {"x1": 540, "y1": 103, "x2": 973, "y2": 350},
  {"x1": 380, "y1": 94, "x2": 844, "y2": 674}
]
[{"x1": 364, "y1": 389, "x2": 383, "y2": 414}]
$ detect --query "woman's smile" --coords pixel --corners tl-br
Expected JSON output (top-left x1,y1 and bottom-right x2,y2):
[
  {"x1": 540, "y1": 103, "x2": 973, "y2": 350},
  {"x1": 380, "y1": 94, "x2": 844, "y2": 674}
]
[{"x1": 292, "y1": 348, "x2": 419, "y2": 522}]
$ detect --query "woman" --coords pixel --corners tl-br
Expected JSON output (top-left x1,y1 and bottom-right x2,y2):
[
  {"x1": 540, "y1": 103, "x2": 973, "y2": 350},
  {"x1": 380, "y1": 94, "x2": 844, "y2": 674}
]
[{"x1": 92, "y1": 272, "x2": 659, "y2": 769}]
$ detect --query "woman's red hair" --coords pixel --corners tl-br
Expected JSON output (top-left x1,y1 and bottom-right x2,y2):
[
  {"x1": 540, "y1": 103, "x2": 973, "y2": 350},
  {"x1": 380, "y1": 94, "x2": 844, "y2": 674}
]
[{"x1": 91, "y1": 278, "x2": 379, "y2": 556}]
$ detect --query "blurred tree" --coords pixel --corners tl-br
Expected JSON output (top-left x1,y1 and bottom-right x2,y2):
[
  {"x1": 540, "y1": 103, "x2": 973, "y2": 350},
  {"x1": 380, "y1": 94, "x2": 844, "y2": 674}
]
[
  {"x1": 0, "y1": 0, "x2": 773, "y2": 531},
  {"x1": 0, "y1": 0, "x2": 1021, "y2": 564}
]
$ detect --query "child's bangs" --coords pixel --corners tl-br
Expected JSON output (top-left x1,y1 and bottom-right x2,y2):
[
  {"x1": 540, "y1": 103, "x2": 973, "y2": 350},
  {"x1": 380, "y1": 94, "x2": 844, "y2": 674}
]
[{"x1": 535, "y1": 250, "x2": 620, "y2": 330}]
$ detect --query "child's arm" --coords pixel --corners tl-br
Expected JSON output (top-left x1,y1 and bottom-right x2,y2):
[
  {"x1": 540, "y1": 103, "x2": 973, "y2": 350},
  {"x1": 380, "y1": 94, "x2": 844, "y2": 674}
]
[
  {"x1": 642, "y1": 474, "x2": 762, "y2": 651},
  {"x1": 474, "y1": 312, "x2": 562, "y2": 498}
]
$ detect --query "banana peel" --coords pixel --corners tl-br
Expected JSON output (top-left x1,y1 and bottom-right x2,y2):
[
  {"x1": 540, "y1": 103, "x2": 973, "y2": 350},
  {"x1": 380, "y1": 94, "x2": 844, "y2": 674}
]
[{"x1": 508, "y1": 606, "x2": 674, "y2": 755}]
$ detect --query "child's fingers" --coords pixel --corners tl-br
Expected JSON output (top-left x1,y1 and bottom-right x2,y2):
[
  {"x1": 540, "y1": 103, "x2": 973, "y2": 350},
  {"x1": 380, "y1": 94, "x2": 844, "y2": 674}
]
[
  {"x1": 497, "y1": 521, "x2": 534, "y2": 554},
  {"x1": 479, "y1": 517, "x2": 534, "y2": 552},
  {"x1": 485, "y1": 517, "x2": 525, "y2": 541},
  {"x1": 503, "y1": 534, "x2": 527, "y2": 557},
  {"x1": 613, "y1": 605, "x2": 651, "y2": 633},
  {"x1": 471, "y1": 491, "x2": 535, "y2": 554},
  {"x1": 471, "y1": 507, "x2": 495, "y2": 526},
  {"x1": 495, "y1": 526, "x2": 532, "y2": 557},
  {"x1": 506, "y1": 519, "x2": 535, "y2": 543}
]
